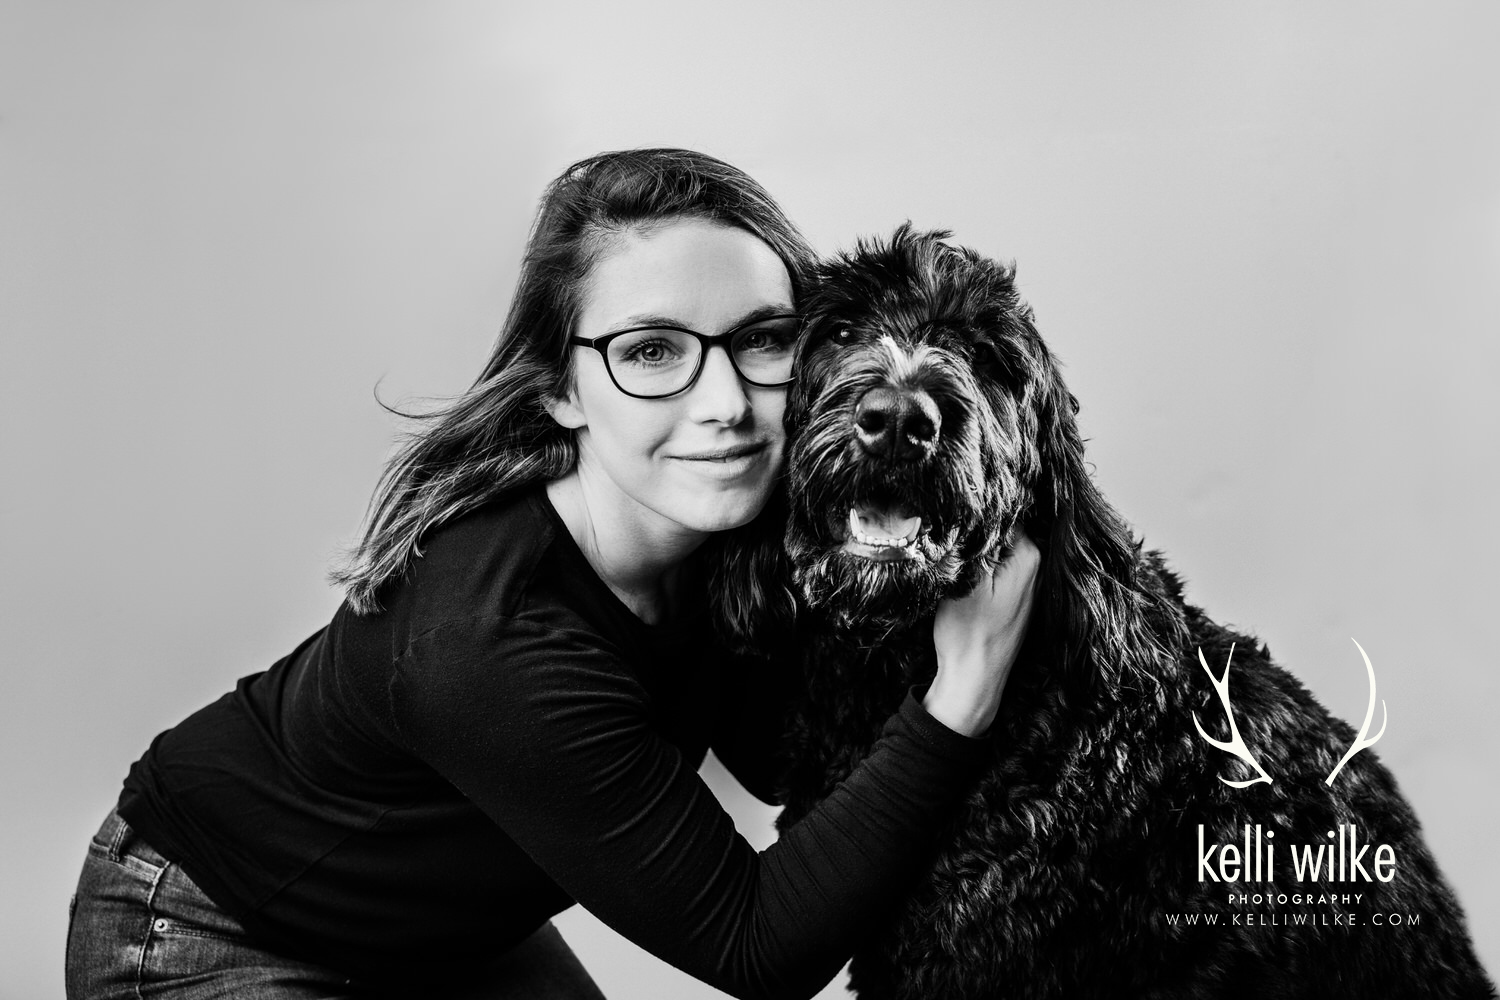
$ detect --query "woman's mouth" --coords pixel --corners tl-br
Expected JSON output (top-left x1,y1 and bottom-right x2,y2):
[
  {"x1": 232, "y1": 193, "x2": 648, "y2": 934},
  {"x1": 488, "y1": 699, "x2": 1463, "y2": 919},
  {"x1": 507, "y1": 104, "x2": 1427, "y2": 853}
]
[
  {"x1": 674, "y1": 441, "x2": 770, "y2": 462},
  {"x1": 671, "y1": 440, "x2": 773, "y2": 479}
]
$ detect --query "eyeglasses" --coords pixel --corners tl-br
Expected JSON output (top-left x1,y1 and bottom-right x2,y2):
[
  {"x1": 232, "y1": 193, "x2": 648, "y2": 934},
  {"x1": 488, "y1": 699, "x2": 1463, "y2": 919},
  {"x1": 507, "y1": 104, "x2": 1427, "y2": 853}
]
[{"x1": 569, "y1": 313, "x2": 800, "y2": 399}]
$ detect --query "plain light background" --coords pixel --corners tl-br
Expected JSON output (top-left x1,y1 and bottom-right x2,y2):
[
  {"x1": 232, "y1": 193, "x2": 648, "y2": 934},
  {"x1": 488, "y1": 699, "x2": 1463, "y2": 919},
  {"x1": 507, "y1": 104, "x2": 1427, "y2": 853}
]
[{"x1": 3, "y1": 3, "x2": 1497, "y2": 997}]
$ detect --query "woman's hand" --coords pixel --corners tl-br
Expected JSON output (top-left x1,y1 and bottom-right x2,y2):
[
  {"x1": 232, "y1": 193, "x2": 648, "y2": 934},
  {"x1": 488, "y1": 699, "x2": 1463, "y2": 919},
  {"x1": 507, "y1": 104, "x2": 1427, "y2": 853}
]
[{"x1": 924, "y1": 533, "x2": 1041, "y2": 737}]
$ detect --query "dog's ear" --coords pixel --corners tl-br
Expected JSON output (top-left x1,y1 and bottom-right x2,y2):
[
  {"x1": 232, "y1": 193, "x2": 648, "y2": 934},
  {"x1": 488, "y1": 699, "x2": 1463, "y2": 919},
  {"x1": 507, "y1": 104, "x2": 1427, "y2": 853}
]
[
  {"x1": 705, "y1": 487, "x2": 798, "y2": 657},
  {"x1": 1023, "y1": 339, "x2": 1179, "y2": 699}
]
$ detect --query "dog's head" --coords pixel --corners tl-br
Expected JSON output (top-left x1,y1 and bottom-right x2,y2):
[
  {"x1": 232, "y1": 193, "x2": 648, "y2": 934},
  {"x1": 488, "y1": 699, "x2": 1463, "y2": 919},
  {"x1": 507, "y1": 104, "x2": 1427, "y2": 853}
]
[
  {"x1": 782, "y1": 225, "x2": 1038, "y2": 631},
  {"x1": 778, "y1": 226, "x2": 1173, "y2": 689}
]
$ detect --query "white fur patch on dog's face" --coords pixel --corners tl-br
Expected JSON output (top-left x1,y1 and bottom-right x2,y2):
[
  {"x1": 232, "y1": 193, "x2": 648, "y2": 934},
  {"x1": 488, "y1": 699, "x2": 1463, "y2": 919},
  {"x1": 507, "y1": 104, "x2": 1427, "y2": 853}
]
[{"x1": 873, "y1": 333, "x2": 940, "y2": 382}]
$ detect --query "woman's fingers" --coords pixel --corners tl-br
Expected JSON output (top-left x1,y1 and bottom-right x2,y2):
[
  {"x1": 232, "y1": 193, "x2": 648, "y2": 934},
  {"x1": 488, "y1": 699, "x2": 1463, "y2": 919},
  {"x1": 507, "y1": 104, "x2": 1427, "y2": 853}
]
[{"x1": 926, "y1": 531, "x2": 1042, "y2": 736}]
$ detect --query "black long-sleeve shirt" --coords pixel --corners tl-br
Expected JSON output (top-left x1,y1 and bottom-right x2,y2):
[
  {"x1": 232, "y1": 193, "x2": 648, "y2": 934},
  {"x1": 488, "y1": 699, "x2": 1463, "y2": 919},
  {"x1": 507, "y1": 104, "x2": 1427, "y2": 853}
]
[{"x1": 118, "y1": 488, "x2": 988, "y2": 998}]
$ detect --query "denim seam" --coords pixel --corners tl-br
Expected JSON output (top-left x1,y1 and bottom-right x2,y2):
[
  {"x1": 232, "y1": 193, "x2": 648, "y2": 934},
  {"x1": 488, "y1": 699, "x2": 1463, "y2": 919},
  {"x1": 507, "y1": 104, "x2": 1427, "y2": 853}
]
[
  {"x1": 134, "y1": 860, "x2": 171, "y2": 1000},
  {"x1": 119, "y1": 853, "x2": 166, "y2": 880}
]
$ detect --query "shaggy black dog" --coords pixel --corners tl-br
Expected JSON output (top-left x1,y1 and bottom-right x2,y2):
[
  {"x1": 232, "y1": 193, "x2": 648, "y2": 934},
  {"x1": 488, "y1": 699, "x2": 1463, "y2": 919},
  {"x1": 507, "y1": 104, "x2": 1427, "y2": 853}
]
[{"x1": 718, "y1": 226, "x2": 1495, "y2": 999}]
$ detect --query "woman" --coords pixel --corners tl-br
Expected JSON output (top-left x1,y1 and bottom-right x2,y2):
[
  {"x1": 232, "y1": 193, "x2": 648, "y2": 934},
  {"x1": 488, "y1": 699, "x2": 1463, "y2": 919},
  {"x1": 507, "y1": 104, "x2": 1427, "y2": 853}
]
[{"x1": 66, "y1": 148, "x2": 1039, "y2": 1000}]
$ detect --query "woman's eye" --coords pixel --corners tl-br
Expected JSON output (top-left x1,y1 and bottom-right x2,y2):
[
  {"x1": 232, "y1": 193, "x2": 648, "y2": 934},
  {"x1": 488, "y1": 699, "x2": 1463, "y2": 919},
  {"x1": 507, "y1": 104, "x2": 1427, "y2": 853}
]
[
  {"x1": 617, "y1": 335, "x2": 686, "y2": 367},
  {"x1": 738, "y1": 324, "x2": 795, "y2": 354}
]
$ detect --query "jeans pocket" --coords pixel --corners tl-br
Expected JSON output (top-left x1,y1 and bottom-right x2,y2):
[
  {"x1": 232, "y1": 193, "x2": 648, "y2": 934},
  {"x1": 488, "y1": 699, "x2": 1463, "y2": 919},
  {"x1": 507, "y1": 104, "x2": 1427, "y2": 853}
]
[
  {"x1": 149, "y1": 863, "x2": 248, "y2": 944},
  {"x1": 135, "y1": 864, "x2": 356, "y2": 996}
]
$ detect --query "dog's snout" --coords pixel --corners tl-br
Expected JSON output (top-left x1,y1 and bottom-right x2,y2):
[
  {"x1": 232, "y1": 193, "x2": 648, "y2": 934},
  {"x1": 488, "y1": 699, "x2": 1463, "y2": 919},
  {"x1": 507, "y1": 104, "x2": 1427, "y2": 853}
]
[{"x1": 853, "y1": 386, "x2": 941, "y2": 462}]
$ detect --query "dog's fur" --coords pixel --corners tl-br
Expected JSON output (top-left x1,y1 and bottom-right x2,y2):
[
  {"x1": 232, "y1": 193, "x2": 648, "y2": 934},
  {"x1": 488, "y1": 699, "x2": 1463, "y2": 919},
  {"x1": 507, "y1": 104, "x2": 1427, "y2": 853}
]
[{"x1": 714, "y1": 227, "x2": 1494, "y2": 998}]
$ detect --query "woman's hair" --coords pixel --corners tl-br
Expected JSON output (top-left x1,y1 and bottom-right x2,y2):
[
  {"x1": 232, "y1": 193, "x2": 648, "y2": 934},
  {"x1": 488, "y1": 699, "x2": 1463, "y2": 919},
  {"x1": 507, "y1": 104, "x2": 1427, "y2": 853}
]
[{"x1": 333, "y1": 148, "x2": 817, "y2": 613}]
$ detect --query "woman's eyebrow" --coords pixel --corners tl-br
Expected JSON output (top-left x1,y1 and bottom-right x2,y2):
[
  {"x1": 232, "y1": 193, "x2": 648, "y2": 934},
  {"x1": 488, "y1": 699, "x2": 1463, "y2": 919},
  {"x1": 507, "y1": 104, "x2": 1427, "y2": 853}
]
[
  {"x1": 605, "y1": 304, "x2": 796, "y2": 335},
  {"x1": 604, "y1": 313, "x2": 688, "y2": 333},
  {"x1": 729, "y1": 303, "x2": 797, "y2": 326}
]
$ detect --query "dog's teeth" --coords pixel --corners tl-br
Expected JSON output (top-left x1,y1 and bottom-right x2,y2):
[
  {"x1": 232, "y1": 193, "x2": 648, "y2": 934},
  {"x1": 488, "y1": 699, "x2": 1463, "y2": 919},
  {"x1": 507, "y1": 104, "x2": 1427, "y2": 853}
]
[{"x1": 847, "y1": 506, "x2": 924, "y2": 549}]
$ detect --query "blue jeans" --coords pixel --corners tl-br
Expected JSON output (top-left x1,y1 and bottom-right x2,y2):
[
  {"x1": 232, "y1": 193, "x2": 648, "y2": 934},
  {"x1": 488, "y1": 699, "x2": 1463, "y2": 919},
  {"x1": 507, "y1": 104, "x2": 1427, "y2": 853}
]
[{"x1": 66, "y1": 811, "x2": 607, "y2": 999}]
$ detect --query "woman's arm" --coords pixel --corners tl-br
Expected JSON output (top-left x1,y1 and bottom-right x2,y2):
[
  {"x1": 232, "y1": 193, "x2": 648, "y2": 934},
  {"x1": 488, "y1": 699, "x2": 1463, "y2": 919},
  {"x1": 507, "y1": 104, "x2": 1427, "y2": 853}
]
[{"x1": 393, "y1": 621, "x2": 981, "y2": 1000}]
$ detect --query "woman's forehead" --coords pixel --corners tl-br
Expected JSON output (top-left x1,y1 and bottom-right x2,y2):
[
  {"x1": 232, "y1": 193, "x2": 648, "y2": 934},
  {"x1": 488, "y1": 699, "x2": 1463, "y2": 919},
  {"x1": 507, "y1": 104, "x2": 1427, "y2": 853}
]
[{"x1": 578, "y1": 219, "x2": 793, "y2": 334}]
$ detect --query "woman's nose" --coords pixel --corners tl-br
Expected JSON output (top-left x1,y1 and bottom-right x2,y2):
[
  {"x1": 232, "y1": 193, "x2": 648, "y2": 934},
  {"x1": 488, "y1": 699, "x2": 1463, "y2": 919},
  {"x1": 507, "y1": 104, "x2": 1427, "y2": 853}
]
[{"x1": 687, "y1": 345, "x2": 753, "y2": 424}]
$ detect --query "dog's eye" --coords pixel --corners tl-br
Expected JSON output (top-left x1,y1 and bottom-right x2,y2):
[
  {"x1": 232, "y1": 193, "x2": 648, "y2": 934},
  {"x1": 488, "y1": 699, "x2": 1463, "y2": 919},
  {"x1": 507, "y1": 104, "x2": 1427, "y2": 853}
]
[
  {"x1": 829, "y1": 327, "x2": 858, "y2": 347},
  {"x1": 976, "y1": 344, "x2": 1008, "y2": 376}
]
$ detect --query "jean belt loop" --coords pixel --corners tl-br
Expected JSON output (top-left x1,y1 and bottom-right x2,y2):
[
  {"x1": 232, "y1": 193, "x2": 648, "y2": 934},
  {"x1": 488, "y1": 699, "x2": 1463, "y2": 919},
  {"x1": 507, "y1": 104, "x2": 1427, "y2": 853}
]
[{"x1": 106, "y1": 811, "x2": 132, "y2": 863}]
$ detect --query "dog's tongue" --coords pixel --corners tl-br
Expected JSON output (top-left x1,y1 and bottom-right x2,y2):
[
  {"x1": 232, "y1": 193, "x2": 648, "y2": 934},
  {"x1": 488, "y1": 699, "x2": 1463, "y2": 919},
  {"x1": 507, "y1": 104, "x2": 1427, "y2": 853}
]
[{"x1": 849, "y1": 506, "x2": 922, "y2": 544}]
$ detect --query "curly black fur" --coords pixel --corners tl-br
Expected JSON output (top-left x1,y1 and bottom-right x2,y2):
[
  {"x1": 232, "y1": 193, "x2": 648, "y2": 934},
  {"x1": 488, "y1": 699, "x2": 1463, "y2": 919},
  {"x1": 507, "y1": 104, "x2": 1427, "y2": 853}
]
[{"x1": 736, "y1": 227, "x2": 1495, "y2": 998}]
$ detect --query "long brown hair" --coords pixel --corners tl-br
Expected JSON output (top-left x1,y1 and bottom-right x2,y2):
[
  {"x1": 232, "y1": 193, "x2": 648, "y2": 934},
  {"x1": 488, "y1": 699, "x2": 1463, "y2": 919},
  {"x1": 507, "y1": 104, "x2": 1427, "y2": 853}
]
[{"x1": 333, "y1": 148, "x2": 817, "y2": 613}]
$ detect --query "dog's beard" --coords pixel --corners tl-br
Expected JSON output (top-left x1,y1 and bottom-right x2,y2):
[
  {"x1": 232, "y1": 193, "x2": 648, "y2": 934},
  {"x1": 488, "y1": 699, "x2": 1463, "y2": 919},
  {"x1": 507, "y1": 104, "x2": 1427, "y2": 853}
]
[
  {"x1": 785, "y1": 402, "x2": 1025, "y2": 634},
  {"x1": 788, "y1": 531, "x2": 969, "y2": 633}
]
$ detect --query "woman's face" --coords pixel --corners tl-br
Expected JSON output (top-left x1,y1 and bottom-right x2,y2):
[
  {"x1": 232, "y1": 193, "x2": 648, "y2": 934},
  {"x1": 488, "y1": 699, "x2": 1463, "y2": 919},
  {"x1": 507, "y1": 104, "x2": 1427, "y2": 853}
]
[{"x1": 549, "y1": 218, "x2": 794, "y2": 539}]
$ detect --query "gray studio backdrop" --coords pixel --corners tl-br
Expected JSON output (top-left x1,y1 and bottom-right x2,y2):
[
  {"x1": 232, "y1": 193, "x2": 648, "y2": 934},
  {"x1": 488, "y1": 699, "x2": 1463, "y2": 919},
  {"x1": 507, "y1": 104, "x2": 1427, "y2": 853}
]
[{"x1": 3, "y1": 3, "x2": 1497, "y2": 998}]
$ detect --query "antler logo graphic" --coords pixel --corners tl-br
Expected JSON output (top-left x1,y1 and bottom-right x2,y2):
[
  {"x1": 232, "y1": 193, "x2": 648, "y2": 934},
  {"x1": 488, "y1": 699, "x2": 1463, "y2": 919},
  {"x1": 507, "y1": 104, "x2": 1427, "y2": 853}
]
[
  {"x1": 1191, "y1": 640, "x2": 1389, "y2": 789},
  {"x1": 1192, "y1": 644, "x2": 1273, "y2": 788},
  {"x1": 1324, "y1": 638, "x2": 1386, "y2": 786}
]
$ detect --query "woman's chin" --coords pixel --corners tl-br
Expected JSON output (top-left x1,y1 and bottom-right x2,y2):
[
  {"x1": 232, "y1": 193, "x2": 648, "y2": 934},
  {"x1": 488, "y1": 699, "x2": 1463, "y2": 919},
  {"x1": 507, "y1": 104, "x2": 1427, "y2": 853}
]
[{"x1": 657, "y1": 479, "x2": 774, "y2": 535}]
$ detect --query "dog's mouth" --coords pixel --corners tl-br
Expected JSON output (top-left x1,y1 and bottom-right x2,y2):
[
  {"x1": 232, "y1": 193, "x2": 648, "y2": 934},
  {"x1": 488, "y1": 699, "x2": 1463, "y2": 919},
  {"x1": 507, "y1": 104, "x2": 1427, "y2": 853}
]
[{"x1": 843, "y1": 504, "x2": 926, "y2": 562}]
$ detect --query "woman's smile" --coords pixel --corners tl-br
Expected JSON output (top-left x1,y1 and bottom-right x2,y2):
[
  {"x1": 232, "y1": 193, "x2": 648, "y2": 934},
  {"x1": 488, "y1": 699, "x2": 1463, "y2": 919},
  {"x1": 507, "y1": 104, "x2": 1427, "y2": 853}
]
[
  {"x1": 671, "y1": 437, "x2": 770, "y2": 464},
  {"x1": 667, "y1": 440, "x2": 773, "y2": 485}
]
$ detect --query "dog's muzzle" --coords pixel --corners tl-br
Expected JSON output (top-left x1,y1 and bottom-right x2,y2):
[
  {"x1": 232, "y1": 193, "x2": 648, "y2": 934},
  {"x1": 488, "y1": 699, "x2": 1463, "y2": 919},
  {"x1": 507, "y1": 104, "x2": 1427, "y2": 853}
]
[{"x1": 838, "y1": 384, "x2": 945, "y2": 562}]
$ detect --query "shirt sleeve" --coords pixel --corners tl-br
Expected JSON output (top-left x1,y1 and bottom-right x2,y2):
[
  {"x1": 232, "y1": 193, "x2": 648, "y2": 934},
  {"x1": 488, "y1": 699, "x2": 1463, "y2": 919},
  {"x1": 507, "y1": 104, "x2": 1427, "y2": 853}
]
[{"x1": 391, "y1": 615, "x2": 988, "y2": 1000}]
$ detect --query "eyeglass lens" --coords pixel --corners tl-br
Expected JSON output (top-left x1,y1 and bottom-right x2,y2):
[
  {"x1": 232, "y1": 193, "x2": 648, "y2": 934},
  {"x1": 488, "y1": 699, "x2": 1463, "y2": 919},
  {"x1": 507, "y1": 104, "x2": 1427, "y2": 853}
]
[{"x1": 604, "y1": 316, "x2": 798, "y2": 396}]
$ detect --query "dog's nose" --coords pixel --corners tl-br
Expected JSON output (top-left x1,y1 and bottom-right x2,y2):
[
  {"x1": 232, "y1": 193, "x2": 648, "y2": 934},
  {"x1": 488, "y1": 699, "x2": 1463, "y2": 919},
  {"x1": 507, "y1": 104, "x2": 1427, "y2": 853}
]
[{"x1": 853, "y1": 386, "x2": 941, "y2": 462}]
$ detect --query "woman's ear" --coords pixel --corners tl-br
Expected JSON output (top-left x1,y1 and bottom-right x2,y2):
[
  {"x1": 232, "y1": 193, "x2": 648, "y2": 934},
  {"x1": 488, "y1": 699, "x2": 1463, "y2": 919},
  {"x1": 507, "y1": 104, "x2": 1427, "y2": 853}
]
[{"x1": 545, "y1": 387, "x2": 587, "y2": 430}]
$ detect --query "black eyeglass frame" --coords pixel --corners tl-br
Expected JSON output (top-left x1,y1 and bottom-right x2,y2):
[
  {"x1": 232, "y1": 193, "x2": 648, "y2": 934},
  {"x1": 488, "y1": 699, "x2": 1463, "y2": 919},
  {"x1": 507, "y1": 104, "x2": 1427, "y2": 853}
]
[{"x1": 567, "y1": 313, "x2": 801, "y2": 400}]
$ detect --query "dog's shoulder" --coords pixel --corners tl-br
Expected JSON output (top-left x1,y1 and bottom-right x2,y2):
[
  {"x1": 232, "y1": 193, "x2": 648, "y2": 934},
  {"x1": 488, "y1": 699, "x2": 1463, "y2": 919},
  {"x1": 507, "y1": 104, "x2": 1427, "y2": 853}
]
[{"x1": 1134, "y1": 550, "x2": 1315, "y2": 712}]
